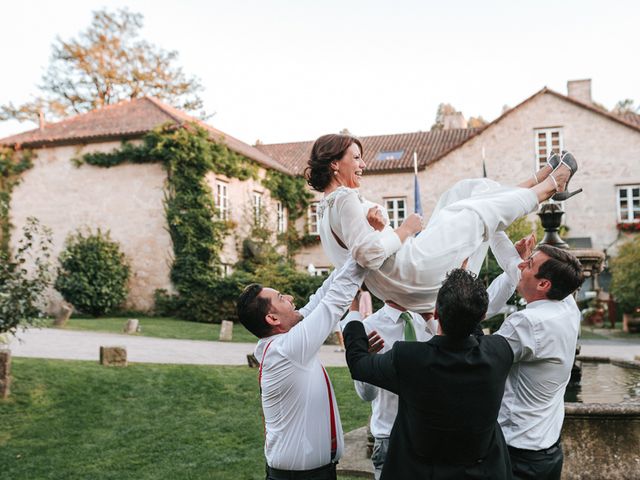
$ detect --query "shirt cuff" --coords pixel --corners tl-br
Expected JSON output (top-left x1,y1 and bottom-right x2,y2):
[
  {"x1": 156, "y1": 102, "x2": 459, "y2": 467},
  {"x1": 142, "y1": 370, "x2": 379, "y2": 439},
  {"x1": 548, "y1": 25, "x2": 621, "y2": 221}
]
[
  {"x1": 340, "y1": 311, "x2": 362, "y2": 331},
  {"x1": 379, "y1": 227, "x2": 403, "y2": 257}
]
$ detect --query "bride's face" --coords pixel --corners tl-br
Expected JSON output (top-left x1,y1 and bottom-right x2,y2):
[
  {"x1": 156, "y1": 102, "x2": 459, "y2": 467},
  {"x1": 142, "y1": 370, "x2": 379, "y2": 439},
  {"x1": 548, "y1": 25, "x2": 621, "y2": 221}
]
[{"x1": 334, "y1": 143, "x2": 366, "y2": 189}]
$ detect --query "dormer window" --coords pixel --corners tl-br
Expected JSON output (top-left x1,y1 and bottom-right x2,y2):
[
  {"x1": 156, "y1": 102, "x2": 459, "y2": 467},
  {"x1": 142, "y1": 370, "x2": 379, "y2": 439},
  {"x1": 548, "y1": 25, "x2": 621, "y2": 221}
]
[{"x1": 376, "y1": 150, "x2": 404, "y2": 161}]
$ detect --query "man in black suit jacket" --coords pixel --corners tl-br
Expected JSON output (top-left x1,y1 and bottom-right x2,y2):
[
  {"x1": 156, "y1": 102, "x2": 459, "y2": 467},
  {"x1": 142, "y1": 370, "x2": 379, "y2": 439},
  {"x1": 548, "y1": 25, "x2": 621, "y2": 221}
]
[{"x1": 343, "y1": 269, "x2": 514, "y2": 480}]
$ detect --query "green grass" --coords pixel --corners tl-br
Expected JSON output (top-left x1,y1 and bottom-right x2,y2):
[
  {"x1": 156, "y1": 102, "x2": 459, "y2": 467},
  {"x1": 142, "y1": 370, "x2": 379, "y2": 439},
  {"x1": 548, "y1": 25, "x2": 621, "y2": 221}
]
[
  {"x1": 0, "y1": 358, "x2": 370, "y2": 480},
  {"x1": 52, "y1": 316, "x2": 258, "y2": 343}
]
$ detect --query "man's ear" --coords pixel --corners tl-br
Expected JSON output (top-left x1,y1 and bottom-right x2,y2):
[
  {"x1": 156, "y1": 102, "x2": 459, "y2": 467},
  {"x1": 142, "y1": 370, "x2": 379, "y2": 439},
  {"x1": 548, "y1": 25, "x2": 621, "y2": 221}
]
[
  {"x1": 537, "y1": 278, "x2": 552, "y2": 296},
  {"x1": 265, "y1": 313, "x2": 280, "y2": 327}
]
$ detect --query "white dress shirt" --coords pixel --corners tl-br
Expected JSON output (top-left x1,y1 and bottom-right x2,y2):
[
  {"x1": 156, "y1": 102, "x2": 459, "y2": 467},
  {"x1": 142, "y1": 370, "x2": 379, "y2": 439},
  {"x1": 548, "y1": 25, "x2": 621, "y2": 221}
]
[
  {"x1": 318, "y1": 180, "x2": 537, "y2": 312},
  {"x1": 340, "y1": 304, "x2": 438, "y2": 438},
  {"x1": 496, "y1": 295, "x2": 581, "y2": 450},
  {"x1": 254, "y1": 259, "x2": 365, "y2": 470}
]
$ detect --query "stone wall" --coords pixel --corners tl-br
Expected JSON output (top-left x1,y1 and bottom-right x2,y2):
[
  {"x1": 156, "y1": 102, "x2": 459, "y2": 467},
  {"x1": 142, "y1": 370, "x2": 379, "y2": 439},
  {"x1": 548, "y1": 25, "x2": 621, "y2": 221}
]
[{"x1": 10, "y1": 141, "x2": 173, "y2": 313}]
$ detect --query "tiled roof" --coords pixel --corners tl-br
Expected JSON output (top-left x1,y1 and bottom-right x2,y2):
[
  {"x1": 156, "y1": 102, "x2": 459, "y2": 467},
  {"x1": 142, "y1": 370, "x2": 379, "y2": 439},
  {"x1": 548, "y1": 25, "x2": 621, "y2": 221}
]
[
  {"x1": 255, "y1": 128, "x2": 480, "y2": 175},
  {"x1": 616, "y1": 111, "x2": 640, "y2": 127},
  {"x1": 0, "y1": 97, "x2": 290, "y2": 174}
]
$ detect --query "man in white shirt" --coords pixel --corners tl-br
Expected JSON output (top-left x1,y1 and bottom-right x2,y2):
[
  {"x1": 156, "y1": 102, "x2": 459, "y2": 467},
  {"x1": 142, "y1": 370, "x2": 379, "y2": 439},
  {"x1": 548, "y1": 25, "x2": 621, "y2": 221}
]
[
  {"x1": 236, "y1": 259, "x2": 364, "y2": 480},
  {"x1": 342, "y1": 302, "x2": 438, "y2": 479},
  {"x1": 494, "y1": 244, "x2": 583, "y2": 480}
]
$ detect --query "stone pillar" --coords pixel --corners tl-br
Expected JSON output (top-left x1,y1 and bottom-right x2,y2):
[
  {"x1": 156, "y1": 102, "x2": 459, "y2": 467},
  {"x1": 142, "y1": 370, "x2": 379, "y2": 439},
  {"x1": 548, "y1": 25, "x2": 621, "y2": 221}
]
[
  {"x1": 219, "y1": 320, "x2": 233, "y2": 341},
  {"x1": 100, "y1": 346, "x2": 127, "y2": 367},
  {"x1": 54, "y1": 302, "x2": 73, "y2": 327},
  {"x1": 123, "y1": 319, "x2": 139, "y2": 334},
  {"x1": 0, "y1": 348, "x2": 11, "y2": 399}
]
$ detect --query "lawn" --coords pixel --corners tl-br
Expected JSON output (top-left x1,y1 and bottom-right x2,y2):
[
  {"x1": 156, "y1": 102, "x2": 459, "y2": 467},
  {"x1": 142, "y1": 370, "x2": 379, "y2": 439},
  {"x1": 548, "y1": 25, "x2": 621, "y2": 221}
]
[
  {"x1": 52, "y1": 316, "x2": 257, "y2": 343},
  {"x1": 0, "y1": 358, "x2": 370, "y2": 480}
]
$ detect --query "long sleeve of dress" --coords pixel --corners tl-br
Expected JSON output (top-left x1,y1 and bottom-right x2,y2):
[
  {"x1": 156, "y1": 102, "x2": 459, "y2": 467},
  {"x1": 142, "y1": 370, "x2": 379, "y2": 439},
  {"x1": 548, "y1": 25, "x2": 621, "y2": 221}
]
[{"x1": 332, "y1": 190, "x2": 402, "y2": 269}]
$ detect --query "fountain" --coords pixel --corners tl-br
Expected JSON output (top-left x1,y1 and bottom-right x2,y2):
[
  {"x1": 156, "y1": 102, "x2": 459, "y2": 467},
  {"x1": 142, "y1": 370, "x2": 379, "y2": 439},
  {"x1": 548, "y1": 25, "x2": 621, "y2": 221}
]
[{"x1": 537, "y1": 202, "x2": 640, "y2": 480}]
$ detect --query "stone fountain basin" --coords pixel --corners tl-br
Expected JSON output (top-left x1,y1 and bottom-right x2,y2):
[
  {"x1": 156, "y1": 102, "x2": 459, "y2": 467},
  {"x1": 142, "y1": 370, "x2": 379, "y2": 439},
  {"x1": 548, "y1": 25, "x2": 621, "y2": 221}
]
[{"x1": 563, "y1": 356, "x2": 640, "y2": 480}]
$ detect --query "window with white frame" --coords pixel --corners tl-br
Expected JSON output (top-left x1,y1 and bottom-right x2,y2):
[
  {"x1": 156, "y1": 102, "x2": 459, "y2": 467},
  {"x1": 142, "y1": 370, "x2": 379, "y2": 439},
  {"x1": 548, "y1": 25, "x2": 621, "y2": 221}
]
[
  {"x1": 617, "y1": 185, "x2": 640, "y2": 222},
  {"x1": 276, "y1": 201, "x2": 287, "y2": 233},
  {"x1": 221, "y1": 263, "x2": 233, "y2": 277},
  {"x1": 215, "y1": 182, "x2": 229, "y2": 220},
  {"x1": 385, "y1": 197, "x2": 406, "y2": 229},
  {"x1": 308, "y1": 202, "x2": 320, "y2": 235},
  {"x1": 253, "y1": 192, "x2": 263, "y2": 225},
  {"x1": 534, "y1": 128, "x2": 563, "y2": 170},
  {"x1": 311, "y1": 267, "x2": 331, "y2": 277}
]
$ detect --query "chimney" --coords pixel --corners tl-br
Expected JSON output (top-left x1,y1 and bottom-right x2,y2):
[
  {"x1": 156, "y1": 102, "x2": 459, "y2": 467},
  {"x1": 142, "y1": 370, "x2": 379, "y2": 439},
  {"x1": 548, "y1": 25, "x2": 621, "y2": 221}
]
[
  {"x1": 38, "y1": 110, "x2": 46, "y2": 130},
  {"x1": 442, "y1": 112, "x2": 467, "y2": 130},
  {"x1": 567, "y1": 79, "x2": 592, "y2": 104}
]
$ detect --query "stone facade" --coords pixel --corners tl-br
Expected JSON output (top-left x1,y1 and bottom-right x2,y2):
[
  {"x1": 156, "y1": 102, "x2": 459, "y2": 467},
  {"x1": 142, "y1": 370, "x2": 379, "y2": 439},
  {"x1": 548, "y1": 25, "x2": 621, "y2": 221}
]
[
  {"x1": 10, "y1": 141, "x2": 172, "y2": 313},
  {"x1": 9, "y1": 140, "x2": 283, "y2": 313},
  {"x1": 295, "y1": 90, "x2": 640, "y2": 270}
]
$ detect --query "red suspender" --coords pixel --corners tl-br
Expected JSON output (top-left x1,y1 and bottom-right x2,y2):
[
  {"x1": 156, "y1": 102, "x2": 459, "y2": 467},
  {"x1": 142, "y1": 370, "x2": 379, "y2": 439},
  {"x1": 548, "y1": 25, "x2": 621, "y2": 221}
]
[
  {"x1": 259, "y1": 341, "x2": 337, "y2": 462},
  {"x1": 321, "y1": 366, "x2": 338, "y2": 460}
]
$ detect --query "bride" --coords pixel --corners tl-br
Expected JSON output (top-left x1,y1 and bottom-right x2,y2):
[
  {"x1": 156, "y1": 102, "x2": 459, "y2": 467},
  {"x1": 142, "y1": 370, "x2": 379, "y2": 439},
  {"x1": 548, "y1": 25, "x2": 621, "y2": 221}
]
[{"x1": 306, "y1": 133, "x2": 579, "y2": 313}]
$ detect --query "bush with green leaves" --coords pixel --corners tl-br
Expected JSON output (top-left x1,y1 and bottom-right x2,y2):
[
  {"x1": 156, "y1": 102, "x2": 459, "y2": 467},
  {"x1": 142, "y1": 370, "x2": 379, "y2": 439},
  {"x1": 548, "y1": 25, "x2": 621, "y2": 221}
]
[
  {"x1": 55, "y1": 230, "x2": 130, "y2": 316},
  {"x1": 610, "y1": 235, "x2": 640, "y2": 313},
  {"x1": 0, "y1": 218, "x2": 53, "y2": 336}
]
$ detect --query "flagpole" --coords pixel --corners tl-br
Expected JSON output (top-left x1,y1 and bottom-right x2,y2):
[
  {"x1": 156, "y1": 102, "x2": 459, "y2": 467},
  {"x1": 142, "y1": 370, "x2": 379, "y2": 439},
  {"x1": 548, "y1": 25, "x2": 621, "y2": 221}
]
[{"x1": 481, "y1": 146, "x2": 490, "y2": 286}]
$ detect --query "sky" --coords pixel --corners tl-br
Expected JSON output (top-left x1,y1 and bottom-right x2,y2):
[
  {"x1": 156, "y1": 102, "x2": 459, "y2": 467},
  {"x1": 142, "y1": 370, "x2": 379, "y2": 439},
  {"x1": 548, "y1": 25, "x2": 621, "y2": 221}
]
[{"x1": 1, "y1": 0, "x2": 638, "y2": 145}]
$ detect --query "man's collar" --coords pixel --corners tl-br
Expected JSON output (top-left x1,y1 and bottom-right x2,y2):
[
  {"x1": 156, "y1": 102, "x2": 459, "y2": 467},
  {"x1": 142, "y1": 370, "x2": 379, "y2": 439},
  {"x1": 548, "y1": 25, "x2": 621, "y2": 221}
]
[
  {"x1": 429, "y1": 334, "x2": 479, "y2": 350},
  {"x1": 383, "y1": 303, "x2": 405, "y2": 323}
]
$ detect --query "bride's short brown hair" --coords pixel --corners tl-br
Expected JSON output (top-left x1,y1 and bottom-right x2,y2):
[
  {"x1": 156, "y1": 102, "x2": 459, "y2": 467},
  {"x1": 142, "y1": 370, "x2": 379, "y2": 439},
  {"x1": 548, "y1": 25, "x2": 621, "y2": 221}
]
[{"x1": 305, "y1": 133, "x2": 363, "y2": 192}]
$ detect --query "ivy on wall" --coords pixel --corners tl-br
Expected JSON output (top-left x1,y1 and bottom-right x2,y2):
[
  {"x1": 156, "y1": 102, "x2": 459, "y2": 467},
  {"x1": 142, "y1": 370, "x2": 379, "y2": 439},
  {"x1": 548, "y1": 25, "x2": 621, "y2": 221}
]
[
  {"x1": 262, "y1": 169, "x2": 315, "y2": 254},
  {"x1": 79, "y1": 123, "x2": 259, "y2": 320},
  {"x1": 0, "y1": 147, "x2": 34, "y2": 255},
  {"x1": 77, "y1": 122, "x2": 322, "y2": 320}
]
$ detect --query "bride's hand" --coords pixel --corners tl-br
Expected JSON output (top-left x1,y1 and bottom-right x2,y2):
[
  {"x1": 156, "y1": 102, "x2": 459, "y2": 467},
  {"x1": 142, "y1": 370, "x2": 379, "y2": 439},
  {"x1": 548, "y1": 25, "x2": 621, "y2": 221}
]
[
  {"x1": 366, "y1": 207, "x2": 386, "y2": 231},
  {"x1": 395, "y1": 213, "x2": 423, "y2": 242}
]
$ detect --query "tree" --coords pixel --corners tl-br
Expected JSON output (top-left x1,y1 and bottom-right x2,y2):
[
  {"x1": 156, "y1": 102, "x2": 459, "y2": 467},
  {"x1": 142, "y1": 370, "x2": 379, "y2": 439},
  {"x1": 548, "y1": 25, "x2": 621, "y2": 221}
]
[
  {"x1": 1, "y1": 8, "x2": 205, "y2": 125},
  {"x1": 612, "y1": 99, "x2": 639, "y2": 115},
  {"x1": 0, "y1": 218, "x2": 53, "y2": 336},
  {"x1": 431, "y1": 103, "x2": 457, "y2": 130},
  {"x1": 609, "y1": 236, "x2": 640, "y2": 313}
]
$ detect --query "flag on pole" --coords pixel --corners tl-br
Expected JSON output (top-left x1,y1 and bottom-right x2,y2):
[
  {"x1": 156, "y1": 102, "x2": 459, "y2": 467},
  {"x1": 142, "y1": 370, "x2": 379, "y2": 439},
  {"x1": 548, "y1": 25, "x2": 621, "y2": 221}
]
[
  {"x1": 482, "y1": 146, "x2": 488, "y2": 178},
  {"x1": 413, "y1": 151, "x2": 423, "y2": 215}
]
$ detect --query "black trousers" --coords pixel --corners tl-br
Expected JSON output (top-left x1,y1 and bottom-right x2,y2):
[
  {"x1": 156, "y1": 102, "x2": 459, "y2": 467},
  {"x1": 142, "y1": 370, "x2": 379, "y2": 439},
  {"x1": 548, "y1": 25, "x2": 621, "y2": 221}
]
[
  {"x1": 507, "y1": 441, "x2": 563, "y2": 480},
  {"x1": 265, "y1": 462, "x2": 337, "y2": 480}
]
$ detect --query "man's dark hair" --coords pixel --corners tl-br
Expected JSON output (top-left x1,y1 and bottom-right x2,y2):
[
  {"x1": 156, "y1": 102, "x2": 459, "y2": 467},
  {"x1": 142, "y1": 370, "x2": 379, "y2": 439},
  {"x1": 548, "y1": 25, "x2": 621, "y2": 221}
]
[
  {"x1": 236, "y1": 283, "x2": 273, "y2": 338},
  {"x1": 535, "y1": 245, "x2": 584, "y2": 300},
  {"x1": 436, "y1": 269, "x2": 488, "y2": 339}
]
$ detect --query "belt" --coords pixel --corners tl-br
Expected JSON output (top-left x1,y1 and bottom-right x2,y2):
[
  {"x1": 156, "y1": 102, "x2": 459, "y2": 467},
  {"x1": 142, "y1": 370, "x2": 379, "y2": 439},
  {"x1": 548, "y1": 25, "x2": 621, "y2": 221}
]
[
  {"x1": 509, "y1": 437, "x2": 561, "y2": 455},
  {"x1": 265, "y1": 462, "x2": 337, "y2": 479}
]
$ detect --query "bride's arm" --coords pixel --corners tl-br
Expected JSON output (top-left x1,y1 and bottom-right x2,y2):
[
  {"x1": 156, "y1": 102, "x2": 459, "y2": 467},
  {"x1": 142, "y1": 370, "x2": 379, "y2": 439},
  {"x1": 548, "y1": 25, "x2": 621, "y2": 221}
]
[{"x1": 334, "y1": 191, "x2": 418, "y2": 269}]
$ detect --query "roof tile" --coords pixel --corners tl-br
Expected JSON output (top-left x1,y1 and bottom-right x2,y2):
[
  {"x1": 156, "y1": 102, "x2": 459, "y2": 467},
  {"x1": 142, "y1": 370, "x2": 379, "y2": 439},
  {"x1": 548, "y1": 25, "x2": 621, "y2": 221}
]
[
  {"x1": 0, "y1": 97, "x2": 290, "y2": 174},
  {"x1": 255, "y1": 129, "x2": 479, "y2": 176}
]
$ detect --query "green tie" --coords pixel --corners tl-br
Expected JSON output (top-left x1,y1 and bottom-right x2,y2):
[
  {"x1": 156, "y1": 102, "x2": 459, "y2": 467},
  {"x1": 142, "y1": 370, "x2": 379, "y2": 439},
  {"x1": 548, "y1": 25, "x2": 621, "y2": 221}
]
[{"x1": 400, "y1": 311, "x2": 416, "y2": 342}]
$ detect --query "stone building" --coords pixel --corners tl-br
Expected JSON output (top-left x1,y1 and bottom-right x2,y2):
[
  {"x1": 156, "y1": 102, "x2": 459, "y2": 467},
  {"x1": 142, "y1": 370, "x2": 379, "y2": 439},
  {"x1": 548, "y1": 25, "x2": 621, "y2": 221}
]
[
  {"x1": 2, "y1": 79, "x2": 638, "y2": 311},
  {"x1": 0, "y1": 97, "x2": 293, "y2": 312},
  {"x1": 257, "y1": 79, "x2": 640, "y2": 274}
]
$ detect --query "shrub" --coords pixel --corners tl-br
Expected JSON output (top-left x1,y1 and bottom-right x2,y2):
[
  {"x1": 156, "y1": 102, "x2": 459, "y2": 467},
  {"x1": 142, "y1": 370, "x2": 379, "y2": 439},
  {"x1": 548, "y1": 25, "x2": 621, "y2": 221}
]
[
  {"x1": 0, "y1": 218, "x2": 53, "y2": 335},
  {"x1": 610, "y1": 235, "x2": 640, "y2": 313},
  {"x1": 55, "y1": 229, "x2": 130, "y2": 316}
]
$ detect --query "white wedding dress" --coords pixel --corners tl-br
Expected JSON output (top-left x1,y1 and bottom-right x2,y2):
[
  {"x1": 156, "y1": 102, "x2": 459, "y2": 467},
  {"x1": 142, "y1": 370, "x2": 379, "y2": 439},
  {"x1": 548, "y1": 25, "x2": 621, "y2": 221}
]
[{"x1": 317, "y1": 178, "x2": 537, "y2": 312}]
